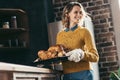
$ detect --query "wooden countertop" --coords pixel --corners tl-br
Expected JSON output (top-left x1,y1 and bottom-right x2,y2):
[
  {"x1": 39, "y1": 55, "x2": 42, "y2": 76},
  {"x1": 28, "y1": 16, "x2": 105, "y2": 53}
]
[{"x1": 0, "y1": 62, "x2": 54, "y2": 73}]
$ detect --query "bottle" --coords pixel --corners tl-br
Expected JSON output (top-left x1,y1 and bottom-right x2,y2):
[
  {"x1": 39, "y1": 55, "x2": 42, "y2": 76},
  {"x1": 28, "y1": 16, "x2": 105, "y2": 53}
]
[
  {"x1": 11, "y1": 16, "x2": 17, "y2": 28},
  {"x1": 3, "y1": 22, "x2": 10, "y2": 29},
  {"x1": 8, "y1": 39, "x2": 12, "y2": 47}
]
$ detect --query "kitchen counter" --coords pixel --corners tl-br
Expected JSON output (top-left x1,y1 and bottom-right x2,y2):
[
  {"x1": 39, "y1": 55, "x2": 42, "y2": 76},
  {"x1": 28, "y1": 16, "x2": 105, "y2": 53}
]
[
  {"x1": 0, "y1": 62, "x2": 54, "y2": 73},
  {"x1": 0, "y1": 62, "x2": 60, "y2": 80}
]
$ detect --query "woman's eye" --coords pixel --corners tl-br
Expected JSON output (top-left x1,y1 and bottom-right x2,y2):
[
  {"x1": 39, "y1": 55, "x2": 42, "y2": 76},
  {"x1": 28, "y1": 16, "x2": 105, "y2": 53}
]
[
  {"x1": 74, "y1": 11, "x2": 78, "y2": 14},
  {"x1": 79, "y1": 11, "x2": 82, "y2": 14},
  {"x1": 74, "y1": 11, "x2": 82, "y2": 14}
]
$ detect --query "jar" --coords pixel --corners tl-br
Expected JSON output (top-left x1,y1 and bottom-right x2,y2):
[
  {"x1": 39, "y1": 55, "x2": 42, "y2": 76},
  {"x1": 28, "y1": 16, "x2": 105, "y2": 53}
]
[{"x1": 3, "y1": 22, "x2": 10, "y2": 29}]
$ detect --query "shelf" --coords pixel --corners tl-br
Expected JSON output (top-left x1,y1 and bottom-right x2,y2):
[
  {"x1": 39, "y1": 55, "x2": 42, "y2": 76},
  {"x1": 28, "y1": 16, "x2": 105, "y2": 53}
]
[
  {"x1": 0, "y1": 47, "x2": 29, "y2": 51},
  {"x1": 0, "y1": 28, "x2": 27, "y2": 34},
  {"x1": 0, "y1": 9, "x2": 26, "y2": 15},
  {"x1": 0, "y1": 28, "x2": 27, "y2": 39}
]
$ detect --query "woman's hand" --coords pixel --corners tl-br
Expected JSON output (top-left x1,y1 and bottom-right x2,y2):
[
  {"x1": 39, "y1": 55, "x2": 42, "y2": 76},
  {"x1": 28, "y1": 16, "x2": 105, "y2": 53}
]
[{"x1": 65, "y1": 49, "x2": 84, "y2": 62}]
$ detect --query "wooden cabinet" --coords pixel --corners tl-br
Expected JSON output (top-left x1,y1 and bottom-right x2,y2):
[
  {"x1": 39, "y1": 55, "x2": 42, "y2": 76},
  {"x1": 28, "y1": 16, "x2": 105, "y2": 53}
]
[
  {"x1": 0, "y1": 9, "x2": 30, "y2": 64},
  {"x1": 13, "y1": 72, "x2": 56, "y2": 80},
  {"x1": 0, "y1": 72, "x2": 56, "y2": 80},
  {"x1": 0, "y1": 62, "x2": 58, "y2": 80},
  {"x1": 0, "y1": 9, "x2": 29, "y2": 49}
]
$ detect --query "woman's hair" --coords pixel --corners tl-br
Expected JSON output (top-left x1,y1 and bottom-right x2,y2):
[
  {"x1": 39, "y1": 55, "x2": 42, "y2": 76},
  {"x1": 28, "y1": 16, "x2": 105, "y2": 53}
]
[{"x1": 62, "y1": 2, "x2": 87, "y2": 28}]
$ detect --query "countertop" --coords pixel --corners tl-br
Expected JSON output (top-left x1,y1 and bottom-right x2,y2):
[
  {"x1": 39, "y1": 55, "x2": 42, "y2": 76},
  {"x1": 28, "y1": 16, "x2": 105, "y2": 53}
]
[{"x1": 0, "y1": 62, "x2": 54, "y2": 73}]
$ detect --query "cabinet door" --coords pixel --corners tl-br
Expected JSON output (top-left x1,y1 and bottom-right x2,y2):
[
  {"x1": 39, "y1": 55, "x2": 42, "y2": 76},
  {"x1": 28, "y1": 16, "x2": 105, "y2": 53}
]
[
  {"x1": 0, "y1": 72, "x2": 13, "y2": 80},
  {"x1": 40, "y1": 73, "x2": 57, "y2": 80},
  {"x1": 41, "y1": 77, "x2": 56, "y2": 80},
  {"x1": 13, "y1": 72, "x2": 40, "y2": 80},
  {"x1": 13, "y1": 72, "x2": 56, "y2": 80}
]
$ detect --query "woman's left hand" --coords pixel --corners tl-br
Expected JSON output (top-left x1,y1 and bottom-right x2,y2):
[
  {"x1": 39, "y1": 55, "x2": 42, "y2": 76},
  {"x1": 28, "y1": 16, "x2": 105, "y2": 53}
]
[{"x1": 65, "y1": 49, "x2": 84, "y2": 62}]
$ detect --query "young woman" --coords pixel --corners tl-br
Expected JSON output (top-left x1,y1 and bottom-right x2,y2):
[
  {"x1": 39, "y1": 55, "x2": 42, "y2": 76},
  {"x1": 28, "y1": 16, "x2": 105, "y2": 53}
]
[{"x1": 56, "y1": 2, "x2": 99, "y2": 80}]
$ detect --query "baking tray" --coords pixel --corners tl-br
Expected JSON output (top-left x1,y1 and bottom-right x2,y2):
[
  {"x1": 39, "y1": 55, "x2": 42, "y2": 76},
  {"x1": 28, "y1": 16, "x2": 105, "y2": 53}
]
[{"x1": 34, "y1": 56, "x2": 68, "y2": 65}]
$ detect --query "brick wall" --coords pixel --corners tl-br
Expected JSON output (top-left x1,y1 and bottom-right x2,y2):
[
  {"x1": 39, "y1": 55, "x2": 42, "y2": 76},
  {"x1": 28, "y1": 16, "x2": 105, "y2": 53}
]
[{"x1": 52, "y1": 0, "x2": 119, "y2": 80}]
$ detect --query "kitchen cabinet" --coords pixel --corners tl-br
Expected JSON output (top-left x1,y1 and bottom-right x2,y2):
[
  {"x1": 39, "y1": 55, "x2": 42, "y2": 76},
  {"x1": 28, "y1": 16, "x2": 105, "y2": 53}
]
[
  {"x1": 0, "y1": 72, "x2": 56, "y2": 80},
  {"x1": 0, "y1": 62, "x2": 58, "y2": 80},
  {"x1": 0, "y1": 9, "x2": 30, "y2": 64},
  {"x1": 0, "y1": 8, "x2": 29, "y2": 49}
]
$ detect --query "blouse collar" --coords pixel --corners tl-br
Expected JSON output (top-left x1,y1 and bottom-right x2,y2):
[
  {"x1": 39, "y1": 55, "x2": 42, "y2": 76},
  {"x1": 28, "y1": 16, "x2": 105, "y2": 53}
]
[{"x1": 64, "y1": 24, "x2": 78, "y2": 32}]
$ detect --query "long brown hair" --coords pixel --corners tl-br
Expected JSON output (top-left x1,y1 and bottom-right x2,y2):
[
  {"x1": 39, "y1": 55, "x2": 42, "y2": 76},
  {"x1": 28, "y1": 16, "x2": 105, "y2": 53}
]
[{"x1": 62, "y1": 2, "x2": 86, "y2": 28}]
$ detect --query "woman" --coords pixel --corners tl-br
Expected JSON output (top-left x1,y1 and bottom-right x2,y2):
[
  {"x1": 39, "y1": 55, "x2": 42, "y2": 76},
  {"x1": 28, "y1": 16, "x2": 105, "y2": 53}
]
[{"x1": 56, "y1": 2, "x2": 99, "y2": 80}]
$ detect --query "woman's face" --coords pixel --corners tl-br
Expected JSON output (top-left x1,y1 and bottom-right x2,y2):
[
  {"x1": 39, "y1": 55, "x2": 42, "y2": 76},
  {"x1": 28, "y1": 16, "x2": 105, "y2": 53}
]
[{"x1": 68, "y1": 5, "x2": 83, "y2": 25}]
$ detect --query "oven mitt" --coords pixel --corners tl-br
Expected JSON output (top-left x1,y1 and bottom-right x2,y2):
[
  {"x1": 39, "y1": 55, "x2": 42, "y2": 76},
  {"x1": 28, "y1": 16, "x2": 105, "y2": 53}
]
[{"x1": 65, "y1": 49, "x2": 84, "y2": 62}]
